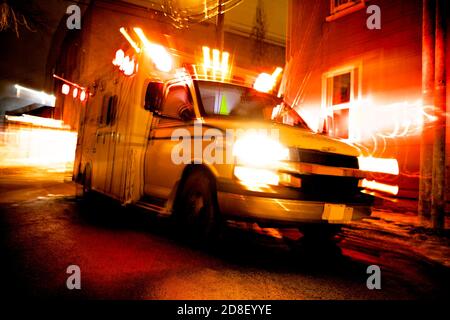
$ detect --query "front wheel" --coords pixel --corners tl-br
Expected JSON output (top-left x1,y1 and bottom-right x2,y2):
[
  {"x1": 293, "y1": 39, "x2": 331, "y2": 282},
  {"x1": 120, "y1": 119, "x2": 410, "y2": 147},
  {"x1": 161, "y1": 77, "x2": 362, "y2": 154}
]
[{"x1": 173, "y1": 168, "x2": 222, "y2": 243}]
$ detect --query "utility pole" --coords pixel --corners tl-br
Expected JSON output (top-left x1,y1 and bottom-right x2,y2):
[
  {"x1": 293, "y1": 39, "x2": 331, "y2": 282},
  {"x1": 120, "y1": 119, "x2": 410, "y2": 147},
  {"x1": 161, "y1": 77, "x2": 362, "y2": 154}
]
[
  {"x1": 431, "y1": 0, "x2": 446, "y2": 230},
  {"x1": 252, "y1": 0, "x2": 266, "y2": 66},
  {"x1": 216, "y1": 0, "x2": 225, "y2": 51},
  {"x1": 418, "y1": 0, "x2": 435, "y2": 219}
]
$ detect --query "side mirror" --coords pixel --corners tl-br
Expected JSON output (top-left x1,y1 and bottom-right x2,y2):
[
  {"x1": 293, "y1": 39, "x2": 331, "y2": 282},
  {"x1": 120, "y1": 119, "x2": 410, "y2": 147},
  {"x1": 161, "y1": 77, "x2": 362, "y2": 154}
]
[
  {"x1": 178, "y1": 104, "x2": 195, "y2": 121},
  {"x1": 144, "y1": 82, "x2": 164, "y2": 112}
]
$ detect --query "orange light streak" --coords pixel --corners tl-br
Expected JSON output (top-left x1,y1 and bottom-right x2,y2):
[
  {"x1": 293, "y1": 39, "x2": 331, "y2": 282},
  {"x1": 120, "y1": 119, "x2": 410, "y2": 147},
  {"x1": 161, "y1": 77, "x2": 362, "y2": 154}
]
[
  {"x1": 359, "y1": 179, "x2": 399, "y2": 196},
  {"x1": 119, "y1": 27, "x2": 141, "y2": 53},
  {"x1": 133, "y1": 27, "x2": 172, "y2": 72}
]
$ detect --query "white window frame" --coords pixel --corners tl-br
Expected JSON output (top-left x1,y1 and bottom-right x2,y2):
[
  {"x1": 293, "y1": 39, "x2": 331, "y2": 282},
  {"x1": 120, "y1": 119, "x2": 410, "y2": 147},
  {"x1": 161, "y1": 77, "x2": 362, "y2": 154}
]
[
  {"x1": 326, "y1": 0, "x2": 366, "y2": 22},
  {"x1": 321, "y1": 64, "x2": 362, "y2": 141}
]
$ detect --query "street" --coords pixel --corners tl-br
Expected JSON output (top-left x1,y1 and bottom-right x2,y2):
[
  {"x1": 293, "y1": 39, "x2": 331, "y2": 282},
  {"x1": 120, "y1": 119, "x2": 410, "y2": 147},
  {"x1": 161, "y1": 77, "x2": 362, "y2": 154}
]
[{"x1": 0, "y1": 168, "x2": 448, "y2": 300}]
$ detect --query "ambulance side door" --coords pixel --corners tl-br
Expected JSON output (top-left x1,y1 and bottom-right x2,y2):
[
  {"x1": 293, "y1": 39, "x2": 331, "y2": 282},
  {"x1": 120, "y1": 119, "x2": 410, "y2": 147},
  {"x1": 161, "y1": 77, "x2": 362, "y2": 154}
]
[
  {"x1": 92, "y1": 94, "x2": 117, "y2": 193},
  {"x1": 144, "y1": 82, "x2": 195, "y2": 200}
]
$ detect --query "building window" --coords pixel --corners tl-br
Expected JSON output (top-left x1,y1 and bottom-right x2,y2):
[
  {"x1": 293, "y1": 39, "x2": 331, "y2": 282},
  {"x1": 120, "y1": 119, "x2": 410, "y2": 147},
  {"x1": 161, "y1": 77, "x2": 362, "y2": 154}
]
[
  {"x1": 327, "y1": 0, "x2": 365, "y2": 21},
  {"x1": 322, "y1": 67, "x2": 359, "y2": 140},
  {"x1": 332, "y1": 72, "x2": 351, "y2": 106}
]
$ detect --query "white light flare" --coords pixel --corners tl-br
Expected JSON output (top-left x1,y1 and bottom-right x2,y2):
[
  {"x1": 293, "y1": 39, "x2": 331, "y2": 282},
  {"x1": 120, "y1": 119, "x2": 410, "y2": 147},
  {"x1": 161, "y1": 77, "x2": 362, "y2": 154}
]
[
  {"x1": 253, "y1": 67, "x2": 283, "y2": 93},
  {"x1": 233, "y1": 132, "x2": 289, "y2": 168},
  {"x1": 212, "y1": 49, "x2": 220, "y2": 80},
  {"x1": 202, "y1": 46, "x2": 211, "y2": 76},
  {"x1": 61, "y1": 84, "x2": 70, "y2": 95},
  {"x1": 80, "y1": 90, "x2": 87, "y2": 102},
  {"x1": 15, "y1": 84, "x2": 56, "y2": 107},
  {"x1": 358, "y1": 156, "x2": 399, "y2": 175},
  {"x1": 1, "y1": 116, "x2": 77, "y2": 172},
  {"x1": 113, "y1": 49, "x2": 125, "y2": 66},
  {"x1": 134, "y1": 28, "x2": 172, "y2": 72},
  {"x1": 234, "y1": 166, "x2": 280, "y2": 189},
  {"x1": 201, "y1": 46, "x2": 230, "y2": 80},
  {"x1": 221, "y1": 51, "x2": 229, "y2": 81}
]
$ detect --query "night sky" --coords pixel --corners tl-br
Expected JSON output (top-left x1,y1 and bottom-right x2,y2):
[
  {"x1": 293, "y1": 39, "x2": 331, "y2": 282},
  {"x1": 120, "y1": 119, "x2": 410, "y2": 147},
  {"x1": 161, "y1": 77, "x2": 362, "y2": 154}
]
[{"x1": 0, "y1": 0, "x2": 70, "y2": 89}]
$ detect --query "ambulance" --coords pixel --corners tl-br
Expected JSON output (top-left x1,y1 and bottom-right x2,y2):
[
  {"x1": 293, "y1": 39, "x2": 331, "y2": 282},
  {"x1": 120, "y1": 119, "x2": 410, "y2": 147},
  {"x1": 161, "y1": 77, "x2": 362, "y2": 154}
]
[{"x1": 72, "y1": 27, "x2": 399, "y2": 242}]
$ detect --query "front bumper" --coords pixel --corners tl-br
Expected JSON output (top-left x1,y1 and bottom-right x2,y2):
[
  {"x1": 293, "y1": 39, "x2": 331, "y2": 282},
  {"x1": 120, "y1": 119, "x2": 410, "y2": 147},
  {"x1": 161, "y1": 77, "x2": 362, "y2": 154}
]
[{"x1": 217, "y1": 190, "x2": 372, "y2": 227}]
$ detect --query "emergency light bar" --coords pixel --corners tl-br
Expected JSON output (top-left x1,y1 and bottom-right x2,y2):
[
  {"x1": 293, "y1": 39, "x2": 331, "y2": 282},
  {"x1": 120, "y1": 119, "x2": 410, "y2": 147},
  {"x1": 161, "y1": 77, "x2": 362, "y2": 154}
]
[
  {"x1": 112, "y1": 49, "x2": 138, "y2": 76},
  {"x1": 202, "y1": 46, "x2": 230, "y2": 81}
]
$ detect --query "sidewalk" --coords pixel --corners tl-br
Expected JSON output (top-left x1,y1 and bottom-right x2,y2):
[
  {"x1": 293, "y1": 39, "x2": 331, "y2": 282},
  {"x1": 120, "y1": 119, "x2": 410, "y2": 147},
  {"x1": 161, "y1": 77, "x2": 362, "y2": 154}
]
[
  {"x1": 376, "y1": 196, "x2": 450, "y2": 218},
  {"x1": 343, "y1": 207, "x2": 450, "y2": 268}
]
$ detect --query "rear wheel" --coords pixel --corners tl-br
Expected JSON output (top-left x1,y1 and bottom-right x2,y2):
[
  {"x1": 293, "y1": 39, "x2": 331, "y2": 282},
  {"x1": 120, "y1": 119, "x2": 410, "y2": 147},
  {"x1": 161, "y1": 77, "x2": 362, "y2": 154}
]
[{"x1": 174, "y1": 168, "x2": 222, "y2": 243}]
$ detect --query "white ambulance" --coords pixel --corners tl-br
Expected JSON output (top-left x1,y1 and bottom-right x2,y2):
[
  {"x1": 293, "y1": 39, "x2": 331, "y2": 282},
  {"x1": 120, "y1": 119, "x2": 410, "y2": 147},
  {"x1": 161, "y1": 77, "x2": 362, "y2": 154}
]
[{"x1": 72, "y1": 28, "x2": 399, "y2": 243}]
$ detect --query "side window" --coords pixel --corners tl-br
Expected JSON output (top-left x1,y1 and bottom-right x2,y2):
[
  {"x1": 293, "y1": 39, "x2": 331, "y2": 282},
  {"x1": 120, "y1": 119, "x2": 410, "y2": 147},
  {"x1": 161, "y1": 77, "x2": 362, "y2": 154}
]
[
  {"x1": 323, "y1": 67, "x2": 359, "y2": 140},
  {"x1": 198, "y1": 83, "x2": 242, "y2": 116},
  {"x1": 99, "y1": 95, "x2": 118, "y2": 126},
  {"x1": 332, "y1": 72, "x2": 351, "y2": 105},
  {"x1": 144, "y1": 82, "x2": 163, "y2": 111},
  {"x1": 327, "y1": 0, "x2": 365, "y2": 21},
  {"x1": 161, "y1": 85, "x2": 194, "y2": 119},
  {"x1": 331, "y1": 0, "x2": 361, "y2": 14}
]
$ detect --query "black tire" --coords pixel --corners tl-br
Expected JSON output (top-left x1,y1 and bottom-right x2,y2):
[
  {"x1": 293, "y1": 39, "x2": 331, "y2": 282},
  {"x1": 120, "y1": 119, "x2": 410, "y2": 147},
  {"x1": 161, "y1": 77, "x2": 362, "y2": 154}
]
[{"x1": 173, "y1": 168, "x2": 222, "y2": 243}]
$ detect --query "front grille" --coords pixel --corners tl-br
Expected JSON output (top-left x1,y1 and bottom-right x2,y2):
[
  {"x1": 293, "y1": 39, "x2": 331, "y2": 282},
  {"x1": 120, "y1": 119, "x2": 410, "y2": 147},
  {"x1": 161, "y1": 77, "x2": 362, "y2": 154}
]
[
  {"x1": 293, "y1": 174, "x2": 370, "y2": 203},
  {"x1": 286, "y1": 148, "x2": 368, "y2": 203},
  {"x1": 289, "y1": 148, "x2": 359, "y2": 169},
  {"x1": 302, "y1": 175, "x2": 358, "y2": 196}
]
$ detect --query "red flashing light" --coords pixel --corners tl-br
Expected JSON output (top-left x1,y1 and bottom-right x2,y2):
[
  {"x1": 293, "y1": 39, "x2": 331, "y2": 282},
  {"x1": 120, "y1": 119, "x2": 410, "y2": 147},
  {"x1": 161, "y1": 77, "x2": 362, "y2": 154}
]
[
  {"x1": 62, "y1": 84, "x2": 70, "y2": 95},
  {"x1": 113, "y1": 49, "x2": 125, "y2": 67},
  {"x1": 80, "y1": 90, "x2": 87, "y2": 102},
  {"x1": 113, "y1": 49, "x2": 137, "y2": 76}
]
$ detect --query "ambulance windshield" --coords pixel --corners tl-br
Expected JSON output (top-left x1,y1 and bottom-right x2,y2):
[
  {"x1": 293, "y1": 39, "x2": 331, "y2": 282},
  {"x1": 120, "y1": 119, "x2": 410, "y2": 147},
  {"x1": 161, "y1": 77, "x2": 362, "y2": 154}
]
[{"x1": 196, "y1": 81, "x2": 310, "y2": 130}]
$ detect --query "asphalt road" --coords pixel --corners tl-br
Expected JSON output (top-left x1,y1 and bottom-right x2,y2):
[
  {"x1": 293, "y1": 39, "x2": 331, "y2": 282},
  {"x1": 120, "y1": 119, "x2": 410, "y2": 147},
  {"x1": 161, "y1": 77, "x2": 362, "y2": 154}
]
[{"x1": 0, "y1": 168, "x2": 448, "y2": 300}]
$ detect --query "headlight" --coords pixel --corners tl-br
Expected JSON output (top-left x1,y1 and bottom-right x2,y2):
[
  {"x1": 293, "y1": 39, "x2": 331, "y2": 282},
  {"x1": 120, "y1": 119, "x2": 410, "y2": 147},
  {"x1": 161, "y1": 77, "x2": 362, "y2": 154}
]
[
  {"x1": 232, "y1": 133, "x2": 291, "y2": 190},
  {"x1": 358, "y1": 156, "x2": 399, "y2": 175},
  {"x1": 232, "y1": 133, "x2": 289, "y2": 168},
  {"x1": 234, "y1": 166, "x2": 280, "y2": 187}
]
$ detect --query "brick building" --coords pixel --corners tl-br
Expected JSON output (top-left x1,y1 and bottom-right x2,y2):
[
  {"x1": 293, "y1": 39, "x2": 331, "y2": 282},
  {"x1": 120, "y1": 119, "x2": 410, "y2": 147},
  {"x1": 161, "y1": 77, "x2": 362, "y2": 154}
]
[{"x1": 284, "y1": 0, "x2": 449, "y2": 200}]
